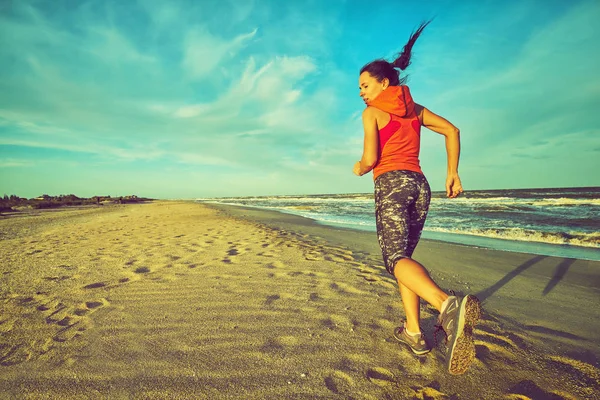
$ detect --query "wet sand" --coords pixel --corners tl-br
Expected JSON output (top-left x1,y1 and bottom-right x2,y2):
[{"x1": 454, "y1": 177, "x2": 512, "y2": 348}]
[{"x1": 1, "y1": 201, "x2": 598, "y2": 399}]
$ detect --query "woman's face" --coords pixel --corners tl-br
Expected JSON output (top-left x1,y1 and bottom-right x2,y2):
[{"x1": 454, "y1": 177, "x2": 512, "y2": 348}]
[{"x1": 359, "y1": 72, "x2": 388, "y2": 104}]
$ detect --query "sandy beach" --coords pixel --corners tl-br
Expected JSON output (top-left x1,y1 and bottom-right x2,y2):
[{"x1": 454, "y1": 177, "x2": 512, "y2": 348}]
[{"x1": 1, "y1": 201, "x2": 598, "y2": 399}]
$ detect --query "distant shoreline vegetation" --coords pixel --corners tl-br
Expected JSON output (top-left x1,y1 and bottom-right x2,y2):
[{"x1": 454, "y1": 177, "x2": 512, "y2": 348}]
[{"x1": 0, "y1": 194, "x2": 154, "y2": 213}]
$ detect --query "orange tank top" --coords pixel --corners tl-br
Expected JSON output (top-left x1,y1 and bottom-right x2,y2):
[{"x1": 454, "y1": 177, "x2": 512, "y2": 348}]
[{"x1": 367, "y1": 86, "x2": 423, "y2": 180}]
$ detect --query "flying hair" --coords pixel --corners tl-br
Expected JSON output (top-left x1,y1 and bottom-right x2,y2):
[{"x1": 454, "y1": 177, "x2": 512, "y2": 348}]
[
  {"x1": 391, "y1": 20, "x2": 432, "y2": 71},
  {"x1": 360, "y1": 19, "x2": 433, "y2": 86}
]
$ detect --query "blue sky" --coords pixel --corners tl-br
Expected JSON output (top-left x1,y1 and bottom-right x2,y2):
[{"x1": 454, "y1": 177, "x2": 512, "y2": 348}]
[{"x1": 1, "y1": 0, "x2": 599, "y2": 199}]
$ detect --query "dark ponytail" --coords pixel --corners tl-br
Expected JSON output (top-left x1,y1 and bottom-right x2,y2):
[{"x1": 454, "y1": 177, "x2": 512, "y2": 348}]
[
  {"x1": 391, "y1": 20, "x2": 431, "y2": 71},
  {"x1": 360, "y1": 19, "x2": 432, "y2": 86}
]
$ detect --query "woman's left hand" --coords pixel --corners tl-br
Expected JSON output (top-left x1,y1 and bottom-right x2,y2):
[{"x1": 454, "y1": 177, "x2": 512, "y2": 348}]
[
  {"x1": 353, "y1": 161, "x2": 362, "y2": 176},
  {"x1": 446, "y1": 174, "x2": 464, "y2": 198}
]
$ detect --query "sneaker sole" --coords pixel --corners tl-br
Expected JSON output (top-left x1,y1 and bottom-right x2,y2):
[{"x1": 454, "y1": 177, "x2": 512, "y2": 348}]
[
  {"x1": 393, "y1": 329, "x2": 431, "y2": 356},
  {"x1": 447, "y1": 295, "x2": 482, "y2": 375}
]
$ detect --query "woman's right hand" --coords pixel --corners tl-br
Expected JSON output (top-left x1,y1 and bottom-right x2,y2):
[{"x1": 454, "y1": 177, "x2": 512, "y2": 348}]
[{"x1": 446, "y1": 174, "x2": 463, "y2": 198}]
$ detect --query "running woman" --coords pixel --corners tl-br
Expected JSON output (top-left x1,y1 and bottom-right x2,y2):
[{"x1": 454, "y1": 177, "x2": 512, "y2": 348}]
[{"x1": 353, "y1": 21, "x2": 481, "y2": 375}]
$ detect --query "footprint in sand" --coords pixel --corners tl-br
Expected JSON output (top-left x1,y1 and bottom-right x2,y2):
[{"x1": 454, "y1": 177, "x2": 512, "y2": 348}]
[
  {"x1": 0, "y1": 317, "x2": 17, "y2": 334},
  {"x1": 73, "y1": 299, "x2": 109, "y2": 317},
  {"x1": 545, "y1": 356, "x2": 600, "y2": 392},
  {"x1": 325, "y1": 253, "x2": 355, "y2": 263},
  {"x1": 83, "y1": 282, "x2": 107, "y2": 289},
  {"x1": 3, "y1": 294, "x2": 110, "y2": 365},
  {"x1": 357, "y1": 273, "x2": 379, "y2": 282},
  {"x1": 258, "y1": 250, "x2": 279, "y2": 257},
  {"x1": 259, "y1": 337, "x2": 283, "y2": 353},
  {"x1": 0, "y1": 345, "x2": 32, "y2": 366},
  {"x1": 324, "y1": 370, "x2": 355, "y2": 395},
  {"x1": 265, "y1": 261, "x2": 286, "y2": 269},
  {"x1": 334, "y1": 353, "x2": 372, "y2": 372},
  {"x1": 264, "y1": 294, "x2": 281, "y2": 306},
  {"x1": 473, "y1": 321, "x2": 531, "y2": 366},
  {"x1": 43, "y1": 275, "x2": 72, "y2": 282},
  {"x1": 320, "y1": 314, "x2": 351, "y2": 330},
  {"x1": 45, "y1": 305, "x2": 77, "y2": 326},
  {"x1": 304, "y1": 251, "x2": 324, "y2": 261},
  {"x1": 329, "y1": 282, "x2": 367, "y2": 296},
  {"x1": 366, "y1": 367, "x2": 396, "y2": 386},
  {"x1": 222, "y1": 256, "x2": 237, "y2": 264},
  {"x1": 477, "y1": 323, "x2": 529, "y2": 350},
  {"x1": 476, "y1": 330, "x2": 522, "y2": 350},
  {"x1": 321, "y1": 318, "x2": 337, "y2": 330},
  {"x1": 57, "y1": 264, "x2": 77, "y2": 271},
  {"x1": 508, "y1": 379, "x2": 585, "y2": 400},
  {"x1": 26, "y1": 249, "x2": 44, "y2": 255},
  {"x1": 53, "y1": 319, "x2": 92, "y2": 343},
  {"x1": 412, "y1": 386, "x2": 450, "y2": 399}
]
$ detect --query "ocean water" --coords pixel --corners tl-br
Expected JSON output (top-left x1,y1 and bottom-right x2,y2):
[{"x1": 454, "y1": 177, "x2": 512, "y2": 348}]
[{"x1": 197, "y1": 187, "x2": 600, "y2": 261}]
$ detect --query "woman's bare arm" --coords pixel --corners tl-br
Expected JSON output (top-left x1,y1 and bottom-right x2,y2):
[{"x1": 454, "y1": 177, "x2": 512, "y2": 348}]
[
  {"x1": 353, "y1": 107, "x2": 379, "y2": 176},
  {"x1": 415, "y1": 104, "x2": 463, "y2": 198}
]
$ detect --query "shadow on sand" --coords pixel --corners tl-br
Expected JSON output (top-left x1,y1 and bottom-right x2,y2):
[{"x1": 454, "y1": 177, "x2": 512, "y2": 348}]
[
  {"x1": 476, "y1": 255, "x2": 547, "y2": 302},
  {"x1": 542, "y1": 257, "x2": 576, "y2": 295},
  {"x1": 477, "y1": 255, "x2": 578, "y2": 302}
]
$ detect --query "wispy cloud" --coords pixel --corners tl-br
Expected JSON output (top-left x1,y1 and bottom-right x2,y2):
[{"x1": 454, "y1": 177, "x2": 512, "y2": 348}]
[
  {"x1": 182, "y1": 28, "x2": 257, "y2": 80},
  {"x1": 86, "y1": 26, "x2": 157, "y2": 65},
  {"x1": 0, "y1": 159, "x2": 35, "y2": 168}
]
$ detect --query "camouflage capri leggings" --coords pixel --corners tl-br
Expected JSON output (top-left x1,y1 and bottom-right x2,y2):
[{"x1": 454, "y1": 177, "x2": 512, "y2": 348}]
[{"x1": 374, "y1": 170, "x2": 431, "y2": 275}]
